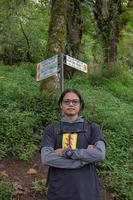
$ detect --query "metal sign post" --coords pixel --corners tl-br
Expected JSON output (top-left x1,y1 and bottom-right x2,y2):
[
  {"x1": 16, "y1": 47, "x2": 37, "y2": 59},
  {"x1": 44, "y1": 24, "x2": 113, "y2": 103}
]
[
  {"x1": 36, "y1": 54, "x2": 87, "y2": 94},
  {"x1": 60, "y1": 54, "x2": 64, "y2": 93}
]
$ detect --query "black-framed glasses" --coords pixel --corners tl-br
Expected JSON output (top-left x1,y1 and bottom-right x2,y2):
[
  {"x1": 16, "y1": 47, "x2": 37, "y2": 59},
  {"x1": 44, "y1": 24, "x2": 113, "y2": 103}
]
[{"x1": 62, "y1": 99, "x2": 80, "y2": 106}]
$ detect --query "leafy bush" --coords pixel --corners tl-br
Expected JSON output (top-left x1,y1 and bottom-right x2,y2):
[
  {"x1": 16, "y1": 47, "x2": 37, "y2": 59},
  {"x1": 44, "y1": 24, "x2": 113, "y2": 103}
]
[
  {"x1": 66, "y1": 71, "x2": 133, "y2": 200},
  {"x1": 0, "y1": 1, "x2": 50, "y2": 64},
  {"x1": 0, "y1": 63, "x2": 133, "y2": 199},
  {"x1": 103, "y1": 77, "x2": 133, "y2": 104},
  {"x1": 0, "y1": 181, "x2": 13, "y2": 200},
  {"x1": 0, "y1": 64, "x2": 59, "y2": 159}
]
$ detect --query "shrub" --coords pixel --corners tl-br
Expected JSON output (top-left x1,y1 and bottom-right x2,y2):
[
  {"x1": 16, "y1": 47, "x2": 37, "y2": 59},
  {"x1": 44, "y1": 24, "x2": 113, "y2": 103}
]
[
  {"x1": 0, "y1": 181, "x2": 13, "y2": 200},
  {"x1": 0, "y1": 64, "x2": 59, "y2": 159},
  {"x1": 0, "y1": 63, "x2": 133, "y2": 200},
  {"x1": 66, "y1": 71, "x2": 133, "y2": 200}
]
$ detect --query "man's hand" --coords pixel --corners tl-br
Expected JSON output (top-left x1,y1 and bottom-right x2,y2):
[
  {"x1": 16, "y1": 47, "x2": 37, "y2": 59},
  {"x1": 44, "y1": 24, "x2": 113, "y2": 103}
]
[
  {"x1": 87, "y1": 145, "x2": 94, "y2": 149},
  {"x1": 55, "y1": 145, "x2": 94, "y2": 156},
  {"x1": 55, "y1": 148, "x2": 64, "y2": 156}
]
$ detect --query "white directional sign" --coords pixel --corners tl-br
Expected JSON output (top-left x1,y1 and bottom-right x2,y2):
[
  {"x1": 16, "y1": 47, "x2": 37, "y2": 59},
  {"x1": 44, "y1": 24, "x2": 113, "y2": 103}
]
[
  {"x1": 36, "y1": 55, "x2": 58, "y2": 81},
  {"x1": 66, "y1": 55, "x2": 88, "y2": 73}
]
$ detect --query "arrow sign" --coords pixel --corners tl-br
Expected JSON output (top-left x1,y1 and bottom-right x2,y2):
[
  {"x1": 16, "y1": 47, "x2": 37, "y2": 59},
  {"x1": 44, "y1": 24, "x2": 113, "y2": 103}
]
[
  {"x1": 66, "y1": 55, "x2": 88, "y2": 73},
  {"x1": 36, "y1": 55, "x2": 58, "y2": 81}
]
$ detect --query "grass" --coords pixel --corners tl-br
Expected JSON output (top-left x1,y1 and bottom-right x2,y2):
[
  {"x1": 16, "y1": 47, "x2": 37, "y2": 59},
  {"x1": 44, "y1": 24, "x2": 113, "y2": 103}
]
[
  {"x1": 0, "y1": 63, "x2": 58, "y2": 159},
  {"x1": 0, "y1": 181, "x2": 13, "y2": 200},
  {"x1": 0, "y1": 63, "x2": 133, "y2": 199},
  {"x1": 66, "y1": 72, "x2": 133, "y2": 200}
]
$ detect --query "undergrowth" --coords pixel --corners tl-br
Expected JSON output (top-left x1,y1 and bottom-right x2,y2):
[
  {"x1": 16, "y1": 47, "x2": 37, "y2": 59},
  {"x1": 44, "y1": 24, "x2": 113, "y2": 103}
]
[
  {"x1": 0, "y1": 181, "x2": 13, "y2": 200},
  {"x1": 66, "y1": 72, "x2": 133, "y2": 200},
  {"x1": 0, "y1": 63, "x2": 133, "y2": 199},
  {"x1": 0, "y1": 63, "x2": 59, "y2": 159}
]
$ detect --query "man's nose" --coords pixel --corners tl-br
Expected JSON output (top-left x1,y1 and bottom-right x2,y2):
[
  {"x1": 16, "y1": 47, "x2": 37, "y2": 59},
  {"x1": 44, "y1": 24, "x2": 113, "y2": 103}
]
[{"x1": 69, "y1": 101, "x2": 73, "y2": 105}]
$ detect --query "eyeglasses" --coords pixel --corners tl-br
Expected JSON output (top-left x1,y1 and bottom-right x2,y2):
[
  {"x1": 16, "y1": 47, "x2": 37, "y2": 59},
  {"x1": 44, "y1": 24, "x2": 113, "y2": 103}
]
[{"x1": 62, "y1": 99, "x2": 80, "y2": 106}]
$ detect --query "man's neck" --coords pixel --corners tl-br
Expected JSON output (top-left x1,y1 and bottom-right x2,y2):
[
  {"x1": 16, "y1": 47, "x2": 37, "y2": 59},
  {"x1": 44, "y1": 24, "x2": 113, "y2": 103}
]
[{"x1": 64, "y1": 115, "x2": 78, "y2": 123}]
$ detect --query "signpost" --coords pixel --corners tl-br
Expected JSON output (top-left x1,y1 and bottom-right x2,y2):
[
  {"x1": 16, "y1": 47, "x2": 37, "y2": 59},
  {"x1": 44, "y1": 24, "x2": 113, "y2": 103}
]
[
  {"x1": 36, "y1": 55, "x2": 58, "y2": 81},
  {"x1": 36, "y1": 54, "x2": 88, "y2": 93},
  {"x1": 65, "y1": 55, "x2": 88, "y2": 73},
  {"x1": 60, "y1": 54, "x2": 64, "y2": 93}
]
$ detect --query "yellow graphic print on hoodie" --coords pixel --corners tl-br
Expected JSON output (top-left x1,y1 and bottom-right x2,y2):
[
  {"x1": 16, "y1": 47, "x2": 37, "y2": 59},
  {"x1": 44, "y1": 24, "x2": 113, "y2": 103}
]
[{"x1": 62, "y1": 133, "x2": 77, "y2": 149}]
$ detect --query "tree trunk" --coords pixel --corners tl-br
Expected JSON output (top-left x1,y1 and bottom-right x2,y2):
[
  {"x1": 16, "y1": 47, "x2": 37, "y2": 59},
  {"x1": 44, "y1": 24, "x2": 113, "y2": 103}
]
[
  {"x1": 19, "y1": 20, "x2": 32, "y2": 62},
  {"x1": 92, "y1": 0, "x2": 122, "y2": 74},
  {"x1": 66, "y1": 0, "x2": 83, "y2": 57},
  {"x1": 40, "y1": 0, "x2": 68, "y2": 92},
  {"x1": 103, "y1": 22, "x2": 120, "y2": 73},
  {"x1": 45, "y1": 0, "x2": 68, "y2": 57},
  {"x1": 64, "y1": 0, "x2": 83, "y2": 78}
]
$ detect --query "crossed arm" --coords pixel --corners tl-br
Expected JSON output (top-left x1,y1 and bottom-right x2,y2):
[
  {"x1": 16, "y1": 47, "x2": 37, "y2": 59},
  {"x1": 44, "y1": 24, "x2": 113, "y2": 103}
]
[
  {"x1": 41, "y1": 141, "x2": 105, "y2": 169},
  {"x1": 41, "y1": 147, "x2": 84, "y2": 169}
]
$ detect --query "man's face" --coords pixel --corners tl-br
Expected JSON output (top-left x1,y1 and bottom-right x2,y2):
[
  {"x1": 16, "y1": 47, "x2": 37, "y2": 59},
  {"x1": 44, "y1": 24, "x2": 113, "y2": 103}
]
[{"x1": 60, "y1": 92, "x2": 81, "y2": 117}]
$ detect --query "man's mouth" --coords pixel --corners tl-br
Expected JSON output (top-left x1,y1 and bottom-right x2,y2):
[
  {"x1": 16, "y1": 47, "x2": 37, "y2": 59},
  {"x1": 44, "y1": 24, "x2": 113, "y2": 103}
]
[{"x1": 67, "y1": 108, "x2": 75, "y2": 111}]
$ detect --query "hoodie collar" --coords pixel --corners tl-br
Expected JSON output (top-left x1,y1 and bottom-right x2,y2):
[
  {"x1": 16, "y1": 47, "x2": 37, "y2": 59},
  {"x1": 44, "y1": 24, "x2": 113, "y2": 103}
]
[{"x1": 60, "y1": 116, "x2": 84, "y2": 123}]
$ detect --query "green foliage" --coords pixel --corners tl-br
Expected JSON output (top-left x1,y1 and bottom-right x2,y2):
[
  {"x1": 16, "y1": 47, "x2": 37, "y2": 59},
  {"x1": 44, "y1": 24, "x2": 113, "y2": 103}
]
[
  {"x1": 0, "y1": 181, "x2": 13, "y2": 200},
  {"x1": 0, "y1": 0, "x2": 50, "y2": 64},
  {"x1": 0, "y1": 63, "x2": 133, "y2": 199},
  {"x1": 31, "y1": 179, "x2": 46, "y2": 194},
  {"x1": 81, "y1": 2, "x2": 104, "y2": 75},
  {"x1": 0, "y1": 63, "x2": 59, "y2": 159},
  {"x1": 0, "y1": 0, "x2": 133, "y2": 199},
  {"x1": 66, "y1": 69, "x2": 133, "y2": 200}
]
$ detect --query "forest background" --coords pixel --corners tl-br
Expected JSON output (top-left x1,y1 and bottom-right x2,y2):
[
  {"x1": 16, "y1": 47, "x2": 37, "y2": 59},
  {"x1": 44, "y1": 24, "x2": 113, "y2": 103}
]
[{"x1": 0, "y1": 0, "x2": 133, "y2": 200}]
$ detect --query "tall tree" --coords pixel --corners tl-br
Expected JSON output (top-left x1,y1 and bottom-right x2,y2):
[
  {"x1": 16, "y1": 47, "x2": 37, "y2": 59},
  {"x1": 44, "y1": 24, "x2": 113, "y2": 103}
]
[
  {"x1": 88, "y1": 0, "x2": 133, "y2": 74},
  {"x1": 66, "y1": 0, "x2": 83, "y2": 57},
  {"x1": 65, "y1": 0, "x2": 83, "y2": 78},
  {"x1": 40, "y1": 0, "x2": 84, "y2": 92},
  {"x1": 45, "y1": 0, "x2": 68, "y2": 58},
  {"x1": 40, "y1": 0, "x2": 68, "y2": 92}
]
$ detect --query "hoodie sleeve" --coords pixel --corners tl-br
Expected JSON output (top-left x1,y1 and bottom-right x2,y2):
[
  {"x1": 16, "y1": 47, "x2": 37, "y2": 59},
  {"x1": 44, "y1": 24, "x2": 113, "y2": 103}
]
[
  {"x1": 40, "y1": 124, "x2": 86, "y2": 169},
  {"x1": 62, "y1": 141, "x2": 105, "y2": 162},
  {"x1": 41, "y1": 147, "x2": 86, "y2": 169},
  {"x1": 62, "y1": 123, "x2": 106, "y2": 162}
]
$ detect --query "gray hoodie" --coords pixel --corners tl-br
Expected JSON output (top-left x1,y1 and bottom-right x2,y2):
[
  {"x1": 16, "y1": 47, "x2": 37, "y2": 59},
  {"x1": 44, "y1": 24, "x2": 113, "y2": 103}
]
[{"x1": 41, "y1": 116, "x2": 105, "y2": 169}]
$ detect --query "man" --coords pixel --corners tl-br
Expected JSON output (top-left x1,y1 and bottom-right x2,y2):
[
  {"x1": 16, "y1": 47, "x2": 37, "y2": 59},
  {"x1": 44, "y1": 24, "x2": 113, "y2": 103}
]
[{"x1": 41, "y1": 88, "x2": 106, "y2": 200}]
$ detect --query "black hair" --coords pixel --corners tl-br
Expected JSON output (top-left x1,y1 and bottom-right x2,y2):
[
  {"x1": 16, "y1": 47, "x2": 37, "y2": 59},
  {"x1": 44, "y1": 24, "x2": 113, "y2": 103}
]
[{"x1": 58, "y1": 88, "x2": 84, "y2": 111}]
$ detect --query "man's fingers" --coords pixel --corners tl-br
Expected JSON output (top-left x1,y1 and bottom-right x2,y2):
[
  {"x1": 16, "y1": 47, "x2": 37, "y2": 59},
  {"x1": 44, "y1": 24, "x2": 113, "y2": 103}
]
[
  {"x1": 87, "y1": 145, "x2": 94, "y2": 149},
  {"x1": 55, "y1": 148, "x2": 63, "y2": 156}
]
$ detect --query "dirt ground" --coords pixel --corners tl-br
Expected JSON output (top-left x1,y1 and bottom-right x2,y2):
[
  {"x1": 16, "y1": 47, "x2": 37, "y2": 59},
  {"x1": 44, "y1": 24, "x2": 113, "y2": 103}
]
[{"x1": 0, "y1": 152, "x2": 116, "y2": 200}]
